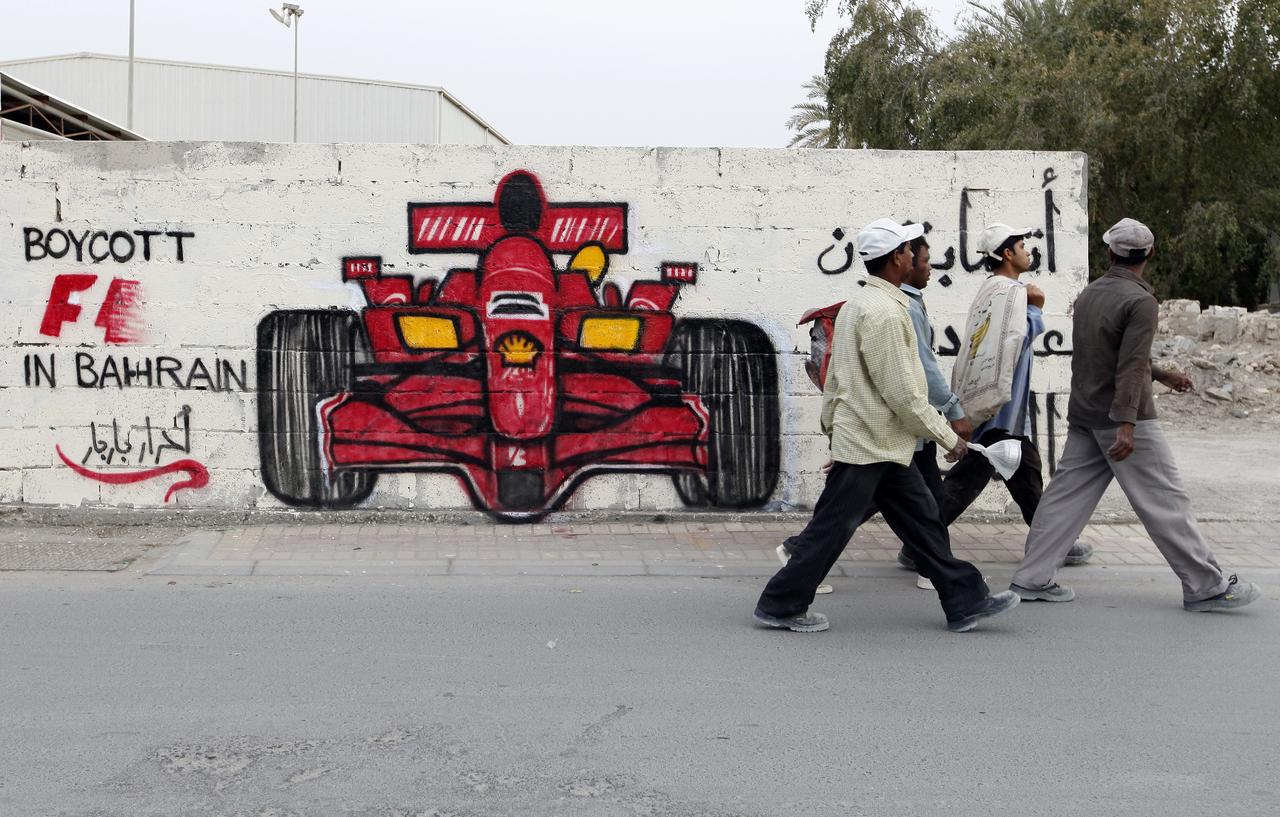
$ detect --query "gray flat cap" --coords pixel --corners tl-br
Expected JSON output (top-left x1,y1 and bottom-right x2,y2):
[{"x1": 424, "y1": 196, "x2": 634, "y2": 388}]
[{"x1": 1102, "y1": 218, "x2": 1155, "y2": 253}]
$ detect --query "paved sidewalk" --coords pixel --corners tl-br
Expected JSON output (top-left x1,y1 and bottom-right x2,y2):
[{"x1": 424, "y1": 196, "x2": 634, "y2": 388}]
[{"x1": 144, "y1": 517, "x2": 1280, "y2": 576}]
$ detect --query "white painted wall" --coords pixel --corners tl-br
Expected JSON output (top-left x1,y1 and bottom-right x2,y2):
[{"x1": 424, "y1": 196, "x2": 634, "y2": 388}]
[{"x1": 0, "y1": 142, "x2": 1087, "y2": 515}]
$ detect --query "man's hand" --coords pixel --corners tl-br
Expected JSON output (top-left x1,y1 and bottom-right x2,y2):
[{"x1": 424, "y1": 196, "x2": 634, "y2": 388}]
[
  {"x1": 945, "y1": 437, "x2": 968, "y2": 462},
  {"x1": 949, "y1": 417, "x2": 973, "y2": 441},
  {"x1": 821, "y1": 458, "x2": 834, "y2": 474},
  {"x1": 1025, "y1": 284, "x2": 1046, "y2": 309},
  {"x1": 1107, "y1": 422, "x2": 1135, "y2": 461},
  {"x1": 1155, "y1": 368, "x2": 1194, "y2": 393}
]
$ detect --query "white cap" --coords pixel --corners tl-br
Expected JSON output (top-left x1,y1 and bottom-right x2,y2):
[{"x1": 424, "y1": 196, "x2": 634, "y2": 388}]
[
  {"x1": 976, "y1": 223, "x2": 1035, "y2": 260},
  {"x1": 1102, "y1": 218, "x2": 1155, "y2": 254},
  {"x1": 856, "y1": 218, "x2": 925, "y2": 261}
]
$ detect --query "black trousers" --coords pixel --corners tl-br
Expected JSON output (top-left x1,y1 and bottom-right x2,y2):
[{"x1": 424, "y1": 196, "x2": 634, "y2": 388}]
[
  {"x1": 939, "y1": 428, "x2": 1043, "y2": 525},
  {"x1": 757, "y1": 460, "x2": 989, "y2": 623},
  {"x1": 854, "y1": 441, "x2": 943, "y2": 527}
]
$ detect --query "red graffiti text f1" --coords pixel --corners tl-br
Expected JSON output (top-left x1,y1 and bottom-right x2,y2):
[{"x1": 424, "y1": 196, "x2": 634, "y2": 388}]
[{"x1": 40, "y1": 274, "x2": 144, "y2": 343}]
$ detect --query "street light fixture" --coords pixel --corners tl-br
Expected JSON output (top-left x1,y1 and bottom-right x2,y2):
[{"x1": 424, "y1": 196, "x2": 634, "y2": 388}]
[{"x1": 268, "y1": 3, "x2": 304, "y2": 142}]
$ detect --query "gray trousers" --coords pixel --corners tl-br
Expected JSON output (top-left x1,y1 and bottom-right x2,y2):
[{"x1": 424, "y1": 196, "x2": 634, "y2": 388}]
[{"x1": 1013, "y1": 421, "x2": 1229, "y2": 602}]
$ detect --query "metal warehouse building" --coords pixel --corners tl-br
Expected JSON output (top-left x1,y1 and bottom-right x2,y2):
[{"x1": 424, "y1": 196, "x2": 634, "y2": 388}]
[{"x1": 0, "y1": 53, "x2": 508, "y2": 144}]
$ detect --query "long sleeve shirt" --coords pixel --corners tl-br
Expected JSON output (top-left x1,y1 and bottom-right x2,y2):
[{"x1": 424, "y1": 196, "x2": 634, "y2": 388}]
[
  {"x1": 820, "y1": 276, "x2": 959, "y2": 466},
  {"x1": 1067, "y1": 266, "x2": 1160, "y2": 428},
  {"x1": 900, "y1": 283, "x2": 965, "y2": 421}
]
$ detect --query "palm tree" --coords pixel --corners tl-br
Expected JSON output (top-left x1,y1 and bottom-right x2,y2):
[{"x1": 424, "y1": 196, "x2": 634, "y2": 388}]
[{"x1": 786, "y1": 75, "x2": 842, "y2": 148}]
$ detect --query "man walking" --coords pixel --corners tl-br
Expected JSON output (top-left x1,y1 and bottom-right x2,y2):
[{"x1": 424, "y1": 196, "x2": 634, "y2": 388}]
[
  {"x1": 1010, "y1": 218, "x2": 1261, "y2": 611},
  {"x1": 891, "y1": 226, "x2": 972, "y2": 589},
  {"x1": 941, "y1": 223, "x2": 1092, "y2": 565},
  {"x1": 779, "y1": 225, "x2": 971, "y2": 593},
  {"x1": 754, "y1": 219, "x2": 1020, "y2": 634}
]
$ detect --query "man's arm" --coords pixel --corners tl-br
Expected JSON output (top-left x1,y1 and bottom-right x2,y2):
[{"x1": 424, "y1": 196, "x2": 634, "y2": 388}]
[
  {"x1": 908, "y1": 301, "x2": 965, "y2": 420},
  {"x1": 1110, "y1": 297, "x2": 1158, "y2": 425},
  {"x1": 1105, "y1": 296, "x2": 1159, "y2": 461},
  {"x1": 1151, "y1": 364, "x2": 1194, "y2": 392},
  {"x1": 860, "y1": 310, "x2": 959, "y2": 451}
]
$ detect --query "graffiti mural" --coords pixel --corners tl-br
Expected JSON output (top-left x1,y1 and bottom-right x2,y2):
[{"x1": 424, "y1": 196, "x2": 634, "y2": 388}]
[
  {"x1": 257, "y1": 170, "x2": 780, "y2": 520},
  {"x1": 4, "y1": 144, "x2": 1088, "y2": 512},
  {"x1": 54, "y1": 405, "x2": 208, "y2": 502}
]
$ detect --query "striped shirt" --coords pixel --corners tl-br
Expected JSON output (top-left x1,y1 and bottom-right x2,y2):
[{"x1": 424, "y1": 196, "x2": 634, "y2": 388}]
[{"x1": 820, "y1": 276, "x2": 959, "y2": 466}]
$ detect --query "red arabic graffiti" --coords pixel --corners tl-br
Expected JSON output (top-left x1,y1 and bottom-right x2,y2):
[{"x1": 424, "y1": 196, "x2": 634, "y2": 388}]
[{"x1": 55, "y1": 445, "x2": 209, "y2": 502}]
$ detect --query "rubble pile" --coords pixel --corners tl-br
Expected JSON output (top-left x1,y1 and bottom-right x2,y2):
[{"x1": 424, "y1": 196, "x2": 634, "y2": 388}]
[{"x1": 1150, "y1": 300, "x2": 1280, "y2": 429}]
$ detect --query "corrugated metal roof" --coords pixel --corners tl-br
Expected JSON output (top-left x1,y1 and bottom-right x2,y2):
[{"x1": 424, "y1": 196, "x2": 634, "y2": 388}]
[{"x1": 0, "y1": 53, "x2": 509, "y2": 144}]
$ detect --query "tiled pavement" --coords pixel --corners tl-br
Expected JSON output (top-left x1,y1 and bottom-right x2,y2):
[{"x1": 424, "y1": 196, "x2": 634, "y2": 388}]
[{"x1": 143, "y1": 518, "x2": 1280, "y2": 577}]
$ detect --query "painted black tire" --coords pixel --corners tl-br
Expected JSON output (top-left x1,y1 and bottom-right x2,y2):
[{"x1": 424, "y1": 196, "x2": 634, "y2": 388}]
[
  {"x1": 665, "y1": 319, "x2": 780, "y2": 507},
  {"x1": 257, "y1": 309, "x2": 375, "y2": 508}
]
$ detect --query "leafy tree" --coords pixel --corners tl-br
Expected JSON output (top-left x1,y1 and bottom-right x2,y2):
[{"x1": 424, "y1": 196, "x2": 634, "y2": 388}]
[{"x1": 792, "y1": 0, "x2": 1280, "y2": 306}]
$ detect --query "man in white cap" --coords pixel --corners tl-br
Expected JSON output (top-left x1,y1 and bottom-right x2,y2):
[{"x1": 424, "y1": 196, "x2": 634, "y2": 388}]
[
  {"x1": 939, "y1": 222, "x2": 1093, "y2": 566},
  {"x1": 754, "y1": 218, "x2": 1020, "y2": 633},
  {"x1": 1010, "y1": 218, "x2": 1261, "y2": 611}
]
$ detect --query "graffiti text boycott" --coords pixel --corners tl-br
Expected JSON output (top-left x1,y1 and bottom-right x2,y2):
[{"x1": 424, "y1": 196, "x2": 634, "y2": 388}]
[{"x1": 23, "y1": 227, "x2": 195, "y2": 263}]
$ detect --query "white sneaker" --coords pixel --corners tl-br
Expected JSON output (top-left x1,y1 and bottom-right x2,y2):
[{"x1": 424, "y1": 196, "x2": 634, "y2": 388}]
[
  {"x1": 776, "y1": 545, "x2": 834, "y2": 595},
  {"x1": 916, "y1": 574, "x2": 934, "y2": 591}
]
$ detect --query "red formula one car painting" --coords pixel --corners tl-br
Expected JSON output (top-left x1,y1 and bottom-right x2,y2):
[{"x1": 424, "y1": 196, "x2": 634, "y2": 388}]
[{"x1": 258, "y1": 170, "x2": 779, "y2": 519}]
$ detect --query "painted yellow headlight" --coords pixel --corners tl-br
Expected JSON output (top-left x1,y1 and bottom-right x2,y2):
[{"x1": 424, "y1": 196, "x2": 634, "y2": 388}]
[
  {"x1": 580, "y1": 317, "x2": 641, "y2": 351},
  {"x1": 399, "y1": 315, "x2": 459, "y2": 350}
]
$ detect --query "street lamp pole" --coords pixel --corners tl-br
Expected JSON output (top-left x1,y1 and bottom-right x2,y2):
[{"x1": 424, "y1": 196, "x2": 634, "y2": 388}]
[
  {"x1": 127, "y1": 0, "x2": 135, "y2": 129},
  {"x1": 269, "y1": 4, "x2": 304, "y2": 142},
  {"x1": 292, "y1": 12, "x2": 299, "y2": 142}
]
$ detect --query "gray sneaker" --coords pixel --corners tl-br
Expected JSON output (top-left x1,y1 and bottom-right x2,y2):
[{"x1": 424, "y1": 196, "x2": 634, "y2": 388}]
[
  {"x1": 1183, "y1": 575, "x2": 1261, "y2": 612},
  {"x1": 946, "y1": 590, "x2": 1020, "y2": 633},
  {"x1": 1063, "y1": 541, "x2": 1094, "y2": 566},
  {"x1": 753, "y1": 609, "x2": 830, "y2": 633},
  {"x1": 1011, "y1": 582, "x2": 1076, "y2": 602},
  {"x1": 896, "y1": 550, "x2": 917, "y2": 571}
]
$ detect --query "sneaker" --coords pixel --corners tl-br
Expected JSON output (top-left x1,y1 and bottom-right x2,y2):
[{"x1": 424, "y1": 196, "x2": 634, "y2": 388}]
[
  {"x1": 1063, "y1": 541, "x2": 1094, "y2": 566},
  {"x1": 1011, "y1": 582, "x2": 1076, "y2": 602},
  {"x1": 753, "y1": 609, "x2": 830, "y2": 633},
  {"x1": 916, "y1": 574, "x2": 934, "y2": 591},
  {"x1": 1183, "y1": 575, "x2": 1261, "y2": 612},
  {"x1": 946, "y1": 590, "x2": 1021, "y2": 633},
  {"x1": 776, "y1": 544, "x2": 832, "y2": 595},
  {"x1": 896, "y1": 551, "x2": 917, "y2": 571}
]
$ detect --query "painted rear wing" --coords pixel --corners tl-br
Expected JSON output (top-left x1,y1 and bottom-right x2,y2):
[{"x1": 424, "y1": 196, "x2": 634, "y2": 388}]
[{"x1": 407, "y1": 202, "x2": 628, "y2": 254}]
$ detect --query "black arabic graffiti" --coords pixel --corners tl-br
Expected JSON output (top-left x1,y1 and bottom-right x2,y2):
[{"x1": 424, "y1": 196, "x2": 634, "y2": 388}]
[
  {"x1": 935, "y1": 326, "x2": 1072, "y2": 358},
  {"x1": 816, "y1": 228, "x2": 854, "y2": 274},
  {"x1": 82, "y1": 405, "x2": 193, "y2": 467},
  {"x1": 820, "y1": 168, "x2": 1065, "y2": 278},
  {"x1": 1029, "y1": 391, "x2": 1062, "y2": 474}
]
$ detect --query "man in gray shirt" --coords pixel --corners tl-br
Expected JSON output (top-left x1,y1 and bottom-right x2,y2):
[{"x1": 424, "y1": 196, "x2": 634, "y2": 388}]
[{"x1": 1010, "y1": 218, "x2": 1261, "y2": 612}]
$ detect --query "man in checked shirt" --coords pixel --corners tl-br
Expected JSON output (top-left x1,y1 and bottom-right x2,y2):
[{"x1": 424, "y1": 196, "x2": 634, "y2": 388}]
[{"x1": 754, "y1": 219, "x2": 1021, "y2": 634}]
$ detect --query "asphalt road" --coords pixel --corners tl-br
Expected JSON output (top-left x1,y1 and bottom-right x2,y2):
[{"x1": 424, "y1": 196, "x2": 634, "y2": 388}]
[{"x1": 2, "y1": 569, "x2": 1276, "y2": 817}]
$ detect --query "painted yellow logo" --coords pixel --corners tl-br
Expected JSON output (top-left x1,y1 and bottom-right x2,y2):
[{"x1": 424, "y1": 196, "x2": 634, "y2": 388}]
[
  {"x1": 497, "y1": 332, "x2": 539, "y2": 366},
  {"x1": 968, "y1": 315, "x2": 991, "y2": 359}
]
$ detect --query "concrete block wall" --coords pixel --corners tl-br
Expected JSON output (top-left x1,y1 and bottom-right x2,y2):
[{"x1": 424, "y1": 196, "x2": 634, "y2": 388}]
[{"x1": 1, "y1": 143, "x2": 1088, "y2": 518}]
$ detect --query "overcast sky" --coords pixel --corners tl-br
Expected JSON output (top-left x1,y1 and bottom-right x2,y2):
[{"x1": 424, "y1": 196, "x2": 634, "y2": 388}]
[{"x1": 5, "y1": 0, "x2": 969, "y2": 147}]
